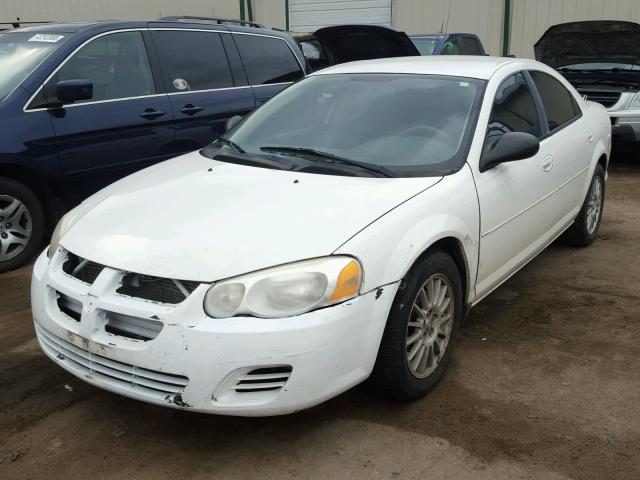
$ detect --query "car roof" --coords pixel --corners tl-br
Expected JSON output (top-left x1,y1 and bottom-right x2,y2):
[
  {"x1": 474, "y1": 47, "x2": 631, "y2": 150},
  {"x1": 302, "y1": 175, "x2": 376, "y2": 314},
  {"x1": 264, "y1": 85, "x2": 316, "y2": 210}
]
[
  {"x1": 7, "y1": 19, "x2": 293, "y2": 40},
  {"x1": 311, "y1": 55, "x2": 528, "y2": 80}
]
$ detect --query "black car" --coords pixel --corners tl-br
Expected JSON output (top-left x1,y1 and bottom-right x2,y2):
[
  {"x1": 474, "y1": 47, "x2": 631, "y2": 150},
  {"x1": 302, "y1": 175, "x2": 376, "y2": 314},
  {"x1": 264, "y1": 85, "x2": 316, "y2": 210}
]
[
  {"x1": 0, "y1": 17, "x2": 309, "y2": 272},
  {"x1": 291, "y1": 25, "x2": 420, "y2": 71}
]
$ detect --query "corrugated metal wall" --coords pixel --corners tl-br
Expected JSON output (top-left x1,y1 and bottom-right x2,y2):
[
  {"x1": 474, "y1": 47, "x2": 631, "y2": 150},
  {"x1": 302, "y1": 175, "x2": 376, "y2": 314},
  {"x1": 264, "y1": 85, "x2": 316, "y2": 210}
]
[
  {"x1": 252, "y1": 0, "x2": 287, "y2": 29},
  {"x1": 1, "y1": 0, "x2": 240, "y2": 23},
  {"x1": 510, "y1": 0, "x2": 640, "y2": 58},
  {"x1": 289, "y1": 0, "x2": 392, "y2": 32},
  {"x1": 391, "y1": 0, "x2": 505, "y2": 56}
]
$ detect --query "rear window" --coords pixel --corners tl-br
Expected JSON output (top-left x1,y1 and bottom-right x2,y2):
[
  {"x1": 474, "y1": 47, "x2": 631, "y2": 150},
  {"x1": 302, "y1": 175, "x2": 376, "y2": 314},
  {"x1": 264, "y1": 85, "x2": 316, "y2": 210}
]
[
  {"x1": 411, "y1": 37, "x2": 438, "y2": 55},
  {"x1": 234, "y1": 34, "x2": 304, "y2": 85}
]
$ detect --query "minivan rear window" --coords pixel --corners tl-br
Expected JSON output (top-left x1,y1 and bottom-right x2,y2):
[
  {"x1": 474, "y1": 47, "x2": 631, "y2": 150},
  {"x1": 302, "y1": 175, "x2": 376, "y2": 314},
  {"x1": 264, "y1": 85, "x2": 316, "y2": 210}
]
[
  {"x1": 0, "y1": 31, "x2": 69, "y2": 100},
  {"x1": 234, "y1": 34, "x2": 304, "y2": 85}
]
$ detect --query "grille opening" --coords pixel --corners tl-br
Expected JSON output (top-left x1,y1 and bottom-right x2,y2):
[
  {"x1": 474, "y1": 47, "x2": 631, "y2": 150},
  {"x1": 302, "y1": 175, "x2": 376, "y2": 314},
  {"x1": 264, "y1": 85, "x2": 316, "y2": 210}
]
[
  {"x1": 577, "y1": 89, "x2": 622, "y2": 108},
  {"x1": 62, "y1": 252, "x2": 104, "y2": 284},
  {"x1": 56, "y1": 292, "x2": 82, "y2": 322},
  {"x1": 104, "y1": 311, "x2": 163, "y2": 341},
  {"x1": 117, "y1": 273, "x2": 200, "y2": 304},
  {"x1": 235, "y1": 366, "x2": 292, "y2": 393}
]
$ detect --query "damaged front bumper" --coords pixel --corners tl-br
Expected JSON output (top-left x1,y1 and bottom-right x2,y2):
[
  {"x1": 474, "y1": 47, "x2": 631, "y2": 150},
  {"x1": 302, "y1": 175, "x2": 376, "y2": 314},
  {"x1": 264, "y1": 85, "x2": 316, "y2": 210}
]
[{"x1": 31, "y1": 249, "x2": 397, "y2": 416}]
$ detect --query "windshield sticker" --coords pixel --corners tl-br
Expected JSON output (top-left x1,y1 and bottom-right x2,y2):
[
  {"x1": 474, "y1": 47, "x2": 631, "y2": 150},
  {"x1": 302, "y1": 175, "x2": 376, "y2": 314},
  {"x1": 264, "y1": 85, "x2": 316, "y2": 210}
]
[{"x1": 28, "y1": 34, "x2": 65, "y2": 43}]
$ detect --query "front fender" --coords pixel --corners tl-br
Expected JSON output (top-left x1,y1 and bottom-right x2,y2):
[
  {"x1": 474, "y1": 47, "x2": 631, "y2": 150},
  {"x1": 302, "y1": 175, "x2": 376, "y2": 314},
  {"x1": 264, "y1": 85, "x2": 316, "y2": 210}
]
[{"x1": 334, "y1": 165, "x2": 480, "y2": 304}]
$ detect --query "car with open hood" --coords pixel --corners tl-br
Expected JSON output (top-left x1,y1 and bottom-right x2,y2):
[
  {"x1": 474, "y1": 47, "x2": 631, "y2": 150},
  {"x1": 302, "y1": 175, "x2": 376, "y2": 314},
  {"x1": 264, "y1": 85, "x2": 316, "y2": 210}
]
[
  {"x1": 535, "y1": 20, "x2": 640, "y2": 143},
  {"x1": 32, "y1": 56, "x2": 610, "y2": 416},
  {"x1": 291, "y1": 24, "x2": 419, "y2": 71}
]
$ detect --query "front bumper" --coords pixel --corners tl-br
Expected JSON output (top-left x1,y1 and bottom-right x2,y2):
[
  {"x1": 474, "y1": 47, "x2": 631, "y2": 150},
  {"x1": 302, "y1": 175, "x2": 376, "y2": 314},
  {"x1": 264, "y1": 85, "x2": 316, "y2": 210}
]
[
  {"x1": 609, "y1": 111, "x2": 640, "y2": 142},
  {"x1": 31, "y1": 249, "x2": 397, "y2": 416}
]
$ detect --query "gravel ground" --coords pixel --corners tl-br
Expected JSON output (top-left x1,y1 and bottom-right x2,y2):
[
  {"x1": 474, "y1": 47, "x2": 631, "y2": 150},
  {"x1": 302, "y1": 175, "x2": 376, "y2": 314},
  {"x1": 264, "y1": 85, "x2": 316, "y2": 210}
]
[{"x1": 1, "y1": 149, "x2": 638, "y2": 480}]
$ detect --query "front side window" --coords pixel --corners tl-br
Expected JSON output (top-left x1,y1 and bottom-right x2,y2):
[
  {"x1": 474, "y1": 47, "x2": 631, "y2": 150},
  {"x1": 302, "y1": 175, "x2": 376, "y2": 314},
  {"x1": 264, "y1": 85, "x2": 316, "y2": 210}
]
[
  {"x1": 234, "y1": 34, "x2": 304, "y2": 85},
  {"x1": 0, "y1": 31, "x2": 69, "y2": 101},
  {"x1": 44, "y1": 31, "x2": 154, "y2": 104},
  {"x1": 153, "y1": 31, "x2": 233, "y2": 92},
  {"x1": 529, "y1": 70, "x2": 580, "y2": 132},
  {"x1": 488, "y1": 72, "x2": 542, "y2": 139},
  {"x1": 210, "y1": 74, "x2": 485, "y2": 177}
]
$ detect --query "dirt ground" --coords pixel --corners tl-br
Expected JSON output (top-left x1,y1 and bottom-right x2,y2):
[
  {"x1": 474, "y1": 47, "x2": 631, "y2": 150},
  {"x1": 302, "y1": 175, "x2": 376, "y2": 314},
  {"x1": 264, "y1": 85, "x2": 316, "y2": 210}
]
[{"x1": 1, "y1": 149, "x2": 638, "y2": 480}]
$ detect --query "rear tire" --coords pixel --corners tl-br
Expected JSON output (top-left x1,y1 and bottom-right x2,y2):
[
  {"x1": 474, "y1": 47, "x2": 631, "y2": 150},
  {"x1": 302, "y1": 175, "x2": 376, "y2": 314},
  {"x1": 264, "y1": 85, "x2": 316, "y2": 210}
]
[
  {"x1": 0, "y1": 177, "x2": 45, "y2": 273},
  {"x1": 369, "y1": 250, "x2": 463, "y2": 400},
  {"x1": 563, "y1": 164, "x2": 605, "y2": 247}
]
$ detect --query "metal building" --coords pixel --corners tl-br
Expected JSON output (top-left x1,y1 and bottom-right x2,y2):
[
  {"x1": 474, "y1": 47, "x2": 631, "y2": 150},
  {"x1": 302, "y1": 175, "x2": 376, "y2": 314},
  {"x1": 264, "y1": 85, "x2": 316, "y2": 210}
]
[{"x1": 3, "y1": 0, "x2": 640, "y2": 58}]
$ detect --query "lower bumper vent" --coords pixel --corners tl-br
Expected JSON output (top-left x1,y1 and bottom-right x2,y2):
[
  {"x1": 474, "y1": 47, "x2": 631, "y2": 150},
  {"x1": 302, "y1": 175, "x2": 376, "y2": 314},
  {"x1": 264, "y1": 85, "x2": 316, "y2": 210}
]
[{"x1": 234, "y1": 366, "x2": 293, "y2": 393}]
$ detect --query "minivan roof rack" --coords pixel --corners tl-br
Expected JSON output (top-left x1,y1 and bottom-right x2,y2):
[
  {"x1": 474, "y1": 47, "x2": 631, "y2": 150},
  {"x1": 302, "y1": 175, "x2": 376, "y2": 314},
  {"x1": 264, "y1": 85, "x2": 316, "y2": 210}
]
[{"x1": 158, "y1": 16, "x2": 266, "y2": 29}]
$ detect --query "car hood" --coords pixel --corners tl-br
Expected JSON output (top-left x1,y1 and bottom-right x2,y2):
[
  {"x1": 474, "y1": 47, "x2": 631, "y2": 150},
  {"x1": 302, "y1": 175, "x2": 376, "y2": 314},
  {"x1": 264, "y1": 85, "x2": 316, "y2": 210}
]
[
  {"x1": 314, "y1": 25, "x2": 419, "y2": 64},
  {"x1": 535, "y1": 21, "x2": 640, "y2": 68},
  {"x1": 61, "y1": 151, "x2": 441, "y2": 282}
]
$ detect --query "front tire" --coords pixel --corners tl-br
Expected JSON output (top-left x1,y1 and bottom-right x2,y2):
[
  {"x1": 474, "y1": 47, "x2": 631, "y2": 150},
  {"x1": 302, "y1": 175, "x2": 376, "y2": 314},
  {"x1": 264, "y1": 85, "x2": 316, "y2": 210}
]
[
  {"x1": 563, "y1": 164, "x2": 605, "y2": 247},
  {"x1": 369, "y1": 250, "x2": 463, "y2": 400},
  {"x1": 0, "y1": 177, "x2": 45, "y2": 273}
]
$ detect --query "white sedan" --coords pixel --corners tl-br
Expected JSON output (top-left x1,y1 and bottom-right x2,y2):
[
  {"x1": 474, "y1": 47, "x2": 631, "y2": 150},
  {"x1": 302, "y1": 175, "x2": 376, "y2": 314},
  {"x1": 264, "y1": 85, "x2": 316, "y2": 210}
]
[{"x1": 31, "y1": 56, "x2": 610, "y2": 416}]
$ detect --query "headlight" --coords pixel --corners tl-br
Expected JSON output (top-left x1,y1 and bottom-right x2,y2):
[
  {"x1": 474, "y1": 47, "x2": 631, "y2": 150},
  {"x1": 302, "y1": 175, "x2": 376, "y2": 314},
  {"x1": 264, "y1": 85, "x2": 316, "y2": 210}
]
[
  {"x1": 629, "y1": 92, "x2": 640, "y2": 109},
  {"x1": 48, "y1": 208, "x2": 81, "y2": 258},
  {"x1": 204, "y1": 256, "x2": 363, "y2": 318}
]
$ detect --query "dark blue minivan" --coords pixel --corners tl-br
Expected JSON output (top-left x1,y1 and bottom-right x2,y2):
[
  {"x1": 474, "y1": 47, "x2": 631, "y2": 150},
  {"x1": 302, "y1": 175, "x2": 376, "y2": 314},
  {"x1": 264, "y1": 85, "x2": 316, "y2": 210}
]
[{"x1": 0, "y1": 18, "x2": 308, "y2": 271}]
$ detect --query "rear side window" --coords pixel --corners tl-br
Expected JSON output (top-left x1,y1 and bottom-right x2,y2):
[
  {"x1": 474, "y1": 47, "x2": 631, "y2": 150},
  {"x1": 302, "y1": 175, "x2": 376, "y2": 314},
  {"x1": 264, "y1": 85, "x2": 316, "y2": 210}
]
[
  {"x1": 529, "y1": 70, "x2": 580, "y2": 132},
  {"x1": 458, "y1": 37, "x2": 482, "y2": 55},
  {"x1": 234, "y1": 34, "x2": 304, "y2": 85},
  {"x1": 44, "y1": 31, "x2": 155, "y2": 103},
  {"x1": 153, "y1": 31, "x2": 233, "y2": 92},
  {"x1": 488, "y1": 72, "x2": 542, "y2": 139}
]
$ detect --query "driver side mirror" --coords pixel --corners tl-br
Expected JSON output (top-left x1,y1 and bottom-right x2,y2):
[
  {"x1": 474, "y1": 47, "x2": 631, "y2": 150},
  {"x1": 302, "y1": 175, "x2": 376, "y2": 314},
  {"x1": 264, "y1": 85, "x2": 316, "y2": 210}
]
[
  {"x1": 56, "y1": 79, "x2": 93, "y2": 104},
  {"x1": 225, "y1": 115, "x2": 243, "y2": 132},
  {"x1": 479, "y1": 132, "x2": 540, "y2": 172}
]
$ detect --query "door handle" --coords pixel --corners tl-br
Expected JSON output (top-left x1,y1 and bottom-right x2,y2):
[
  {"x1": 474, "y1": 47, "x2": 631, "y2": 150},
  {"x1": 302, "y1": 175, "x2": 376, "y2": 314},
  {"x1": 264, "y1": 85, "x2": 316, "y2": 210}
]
[
  {"x1": 542, "y1": 155, "x2": 553, "y2": 172},
  {"x1": 587, "y1": 133, "x2": 594, "y2": 143},
  {"x1": 181, "y1": 104, "x2": 204, "y2": 115},
  {"x1": 140, "y1": 108, "x2": 166, "y2": 120}
]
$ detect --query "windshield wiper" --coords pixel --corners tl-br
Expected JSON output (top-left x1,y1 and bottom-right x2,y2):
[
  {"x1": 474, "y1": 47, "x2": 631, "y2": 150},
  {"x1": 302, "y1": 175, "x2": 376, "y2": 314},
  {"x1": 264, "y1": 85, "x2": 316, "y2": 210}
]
[
  {"x1": 215, "y1": 137, "x2": 245, "y2": 153},
  {"x1": 260, "y1": 146, "x2": 394, "y2": 178}
]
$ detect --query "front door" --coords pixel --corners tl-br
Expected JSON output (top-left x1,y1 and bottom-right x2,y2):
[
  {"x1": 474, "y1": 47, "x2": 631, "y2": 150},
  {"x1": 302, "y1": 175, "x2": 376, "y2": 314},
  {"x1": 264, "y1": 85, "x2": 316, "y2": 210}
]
[
  {"x1": 38, "y1": 30, "x2": 175, "y2": 202},
  {"x1": 474, "y1": 72, "x2": 556, "y2": 299}
]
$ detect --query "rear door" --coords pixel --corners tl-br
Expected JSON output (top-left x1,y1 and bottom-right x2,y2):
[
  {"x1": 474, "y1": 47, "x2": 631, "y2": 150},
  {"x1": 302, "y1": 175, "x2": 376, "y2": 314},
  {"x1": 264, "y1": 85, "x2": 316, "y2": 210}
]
[
  {"x1": 35, "y1": 30, "x2": 175, "y2": 201},
  {"x1": 232, "y1": 33, "x2": 306, "y2": 105},
  {"x1": 151, "y1": 28, "x2": 256, "y2": 152},
  {"x1": 527, "y1": 70, "x2": 591, "y2": 218}
]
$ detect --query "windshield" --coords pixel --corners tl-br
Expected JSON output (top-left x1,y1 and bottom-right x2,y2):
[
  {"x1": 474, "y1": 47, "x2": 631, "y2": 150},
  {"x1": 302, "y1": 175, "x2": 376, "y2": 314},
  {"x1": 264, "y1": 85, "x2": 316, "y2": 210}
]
[
  {"x1": 560, "y1": 62, "x2": 640, "y2": 71},
  {"x1": 411, "y1": 37, "x2": 439, "y2": 55},
  {"x1": 0, "y1": 31, "x2": 68, "y2": 101},
  {"x1": 215, "y1": 74, "x2": 484, "y2": 177}
]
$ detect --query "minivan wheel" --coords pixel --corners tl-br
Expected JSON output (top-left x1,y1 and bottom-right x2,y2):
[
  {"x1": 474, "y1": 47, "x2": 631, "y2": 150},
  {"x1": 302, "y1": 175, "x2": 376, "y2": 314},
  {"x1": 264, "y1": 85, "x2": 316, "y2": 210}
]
[
  {"x1": 369, "y1": 250, "x2": 462, "y2": 400},
  {"x1": 563, "y1": 164, "x2": 605, "y2": 247},
  {"x1": 0, "y1": 177, "x2": 45, "y2": 272}
]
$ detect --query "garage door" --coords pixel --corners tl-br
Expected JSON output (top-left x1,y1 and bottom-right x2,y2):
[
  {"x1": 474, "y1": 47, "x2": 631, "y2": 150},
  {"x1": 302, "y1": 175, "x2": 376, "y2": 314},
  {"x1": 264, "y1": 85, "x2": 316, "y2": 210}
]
[{"x1": 289, "y1": 0, "x2": 392, "y2": 32}]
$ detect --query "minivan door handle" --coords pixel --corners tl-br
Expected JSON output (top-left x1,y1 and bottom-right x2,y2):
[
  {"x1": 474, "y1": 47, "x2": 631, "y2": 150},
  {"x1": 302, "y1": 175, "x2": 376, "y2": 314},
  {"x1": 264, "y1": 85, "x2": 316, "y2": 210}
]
[
  {"x1": 140, "y1": 108, "x2": 166, "y2": 120},
  {"x1": 181, "y1": 104, "x2": 204, "y2": 115}
]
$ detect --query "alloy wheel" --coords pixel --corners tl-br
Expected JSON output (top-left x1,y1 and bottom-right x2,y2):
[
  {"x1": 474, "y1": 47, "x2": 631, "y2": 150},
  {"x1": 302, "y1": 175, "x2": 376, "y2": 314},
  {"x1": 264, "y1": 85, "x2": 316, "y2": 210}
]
[
  {"x1": 586, "y1": 176, "x2": 603, "y2": 235},
  {"x1": 405, "y1": 273, "x2": 455, "y2": 378}
]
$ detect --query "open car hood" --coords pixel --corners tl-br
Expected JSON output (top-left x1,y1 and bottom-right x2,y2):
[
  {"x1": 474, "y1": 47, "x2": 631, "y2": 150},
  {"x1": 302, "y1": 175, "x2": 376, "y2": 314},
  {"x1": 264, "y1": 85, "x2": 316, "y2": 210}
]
[
  {"x1": 314, "y1": 25, "x2": 419, "y2": 64},
  {"x1": 535, "y1": 21, "x2": 640, "y2": 68}
]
